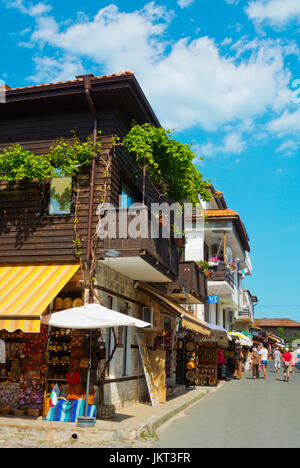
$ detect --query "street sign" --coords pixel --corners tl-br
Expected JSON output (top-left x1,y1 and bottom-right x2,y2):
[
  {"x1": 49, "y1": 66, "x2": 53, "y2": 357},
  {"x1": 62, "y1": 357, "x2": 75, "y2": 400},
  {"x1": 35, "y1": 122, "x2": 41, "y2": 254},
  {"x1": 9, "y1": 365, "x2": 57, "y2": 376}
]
[{"x1": 208, "y1": 295, "x2": 219, "y2": 304}]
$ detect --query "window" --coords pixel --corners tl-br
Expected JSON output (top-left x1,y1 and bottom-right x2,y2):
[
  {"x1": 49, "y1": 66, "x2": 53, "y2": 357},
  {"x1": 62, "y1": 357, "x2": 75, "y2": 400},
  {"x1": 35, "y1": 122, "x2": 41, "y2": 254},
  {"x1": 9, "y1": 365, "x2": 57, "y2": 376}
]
[
  {"x1": 49, "y1": 177, "x2": 72, "y2": 215},
  {"x1": 120, "y1": 183, "x2": 134, "y2": 208}
]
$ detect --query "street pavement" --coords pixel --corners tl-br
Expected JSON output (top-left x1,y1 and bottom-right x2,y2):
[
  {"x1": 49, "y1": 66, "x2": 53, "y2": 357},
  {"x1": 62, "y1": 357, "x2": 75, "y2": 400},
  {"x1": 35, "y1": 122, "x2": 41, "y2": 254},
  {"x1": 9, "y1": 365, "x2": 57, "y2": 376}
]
[{"x1": 154, "y1": 362, "x2": 300, "y2": 448}]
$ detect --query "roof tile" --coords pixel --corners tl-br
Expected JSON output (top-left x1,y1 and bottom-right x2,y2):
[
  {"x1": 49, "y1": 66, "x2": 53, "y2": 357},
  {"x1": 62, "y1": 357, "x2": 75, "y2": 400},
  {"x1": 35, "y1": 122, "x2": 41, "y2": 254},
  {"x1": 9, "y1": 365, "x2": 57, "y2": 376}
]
[{"x1": 7, "y1": 71, "x2": 134, "y2": 93}]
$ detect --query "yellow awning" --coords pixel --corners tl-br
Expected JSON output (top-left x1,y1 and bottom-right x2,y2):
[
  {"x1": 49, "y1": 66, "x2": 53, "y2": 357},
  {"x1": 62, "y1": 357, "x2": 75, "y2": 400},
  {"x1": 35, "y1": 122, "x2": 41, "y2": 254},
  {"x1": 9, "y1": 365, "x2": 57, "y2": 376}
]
[
  {"x1": 0, "y1": 265, "x2": 80, "y2": 333},
  {"x1": 137, "y1": 283, "x2": 211, "y2": 337}
]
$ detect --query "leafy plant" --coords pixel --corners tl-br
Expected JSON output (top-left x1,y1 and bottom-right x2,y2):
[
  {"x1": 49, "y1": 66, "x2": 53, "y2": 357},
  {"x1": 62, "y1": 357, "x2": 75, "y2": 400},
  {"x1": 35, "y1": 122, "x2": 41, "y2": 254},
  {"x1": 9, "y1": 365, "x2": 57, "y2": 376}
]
[
  {"x1": 196, "y1": 261, "x2": 210, "y2": 273},
  {"x1": 123, "y1": 123, "x2": 211, "y2": 205},
  {"x1": 0, "y1": 132, "x2": 102, "y2": 182},
  {"x1": 48, "y1": 132, "x2": 102, "y2": 177},
  {"x1": 0, "y1": 145, "x2": 54, "y2": 182}
]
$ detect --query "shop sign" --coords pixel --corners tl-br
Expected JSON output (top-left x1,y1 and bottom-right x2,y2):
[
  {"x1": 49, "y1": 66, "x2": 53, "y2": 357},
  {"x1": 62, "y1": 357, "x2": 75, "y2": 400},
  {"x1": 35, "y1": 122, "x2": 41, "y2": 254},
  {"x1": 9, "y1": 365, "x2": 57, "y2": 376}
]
[{"x1": 208, "y1": 295, "x2": 219, "y2": 304}]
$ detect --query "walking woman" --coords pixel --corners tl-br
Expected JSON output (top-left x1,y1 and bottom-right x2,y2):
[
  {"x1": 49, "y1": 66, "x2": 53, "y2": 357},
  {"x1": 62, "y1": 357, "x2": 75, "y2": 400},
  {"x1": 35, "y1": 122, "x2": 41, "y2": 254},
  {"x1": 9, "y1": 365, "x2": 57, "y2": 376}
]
[
  {"x1": 274, "y1": 348, "x2": 281, "y2": 373},
  {"x1": 234, "y1": 346, "x2": 244, "y2": 380},
  {"x1": 252, "y1": 348, "x2": 260, "y2": 380},
  {"x1": 259, "y1": 344, "x2": 269, "y2": 379}
]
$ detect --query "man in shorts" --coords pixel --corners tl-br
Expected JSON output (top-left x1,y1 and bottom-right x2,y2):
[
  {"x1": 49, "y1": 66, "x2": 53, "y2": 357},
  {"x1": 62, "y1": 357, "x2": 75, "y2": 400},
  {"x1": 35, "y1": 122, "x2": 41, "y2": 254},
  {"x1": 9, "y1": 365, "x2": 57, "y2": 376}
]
[{"x1": 282, "y1": 348, "x2": 293, "y2": 382}]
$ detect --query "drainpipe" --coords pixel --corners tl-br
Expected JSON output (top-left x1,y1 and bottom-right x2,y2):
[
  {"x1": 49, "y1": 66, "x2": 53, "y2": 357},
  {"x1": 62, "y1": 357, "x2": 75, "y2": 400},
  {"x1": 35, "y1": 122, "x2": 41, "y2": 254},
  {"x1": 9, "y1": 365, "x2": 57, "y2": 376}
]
[
  {"x1": 82, "y1": 75, "x2": 98, "y2": 420},
  {"x1": 83, "y1": 75, "x2": 98, "y2": 303}
]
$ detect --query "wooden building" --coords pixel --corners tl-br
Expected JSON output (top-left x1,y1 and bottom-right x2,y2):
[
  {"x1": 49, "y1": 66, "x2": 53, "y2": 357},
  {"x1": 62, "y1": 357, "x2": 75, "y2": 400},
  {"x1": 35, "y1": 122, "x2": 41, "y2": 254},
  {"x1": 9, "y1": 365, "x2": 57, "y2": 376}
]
[{"x1": 0, "y1": 72, "x2": 210, "y2": 408}]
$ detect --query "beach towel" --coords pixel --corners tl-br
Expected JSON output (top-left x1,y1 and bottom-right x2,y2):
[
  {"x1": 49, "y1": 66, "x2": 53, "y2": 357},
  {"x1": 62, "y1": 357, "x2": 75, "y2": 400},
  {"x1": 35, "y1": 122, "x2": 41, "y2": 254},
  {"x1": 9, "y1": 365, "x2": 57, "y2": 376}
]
[{"x1": 45, "y1": 398, "x2": 97, "y2": 423}]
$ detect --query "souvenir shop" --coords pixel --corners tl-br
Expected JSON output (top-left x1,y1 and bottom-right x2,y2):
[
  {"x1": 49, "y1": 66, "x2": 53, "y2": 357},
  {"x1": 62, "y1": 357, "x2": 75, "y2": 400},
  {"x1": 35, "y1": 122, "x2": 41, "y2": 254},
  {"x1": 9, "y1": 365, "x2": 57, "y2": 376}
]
[
  {"x1": 0, "y1": 266, "x2": 103, "y2": 418},
  {"x1": 0, "y1": 297, "x2": 105, "y2": 417},
  {"x1": 176, "y1": 321, "x2": 216, "y2": 387}
]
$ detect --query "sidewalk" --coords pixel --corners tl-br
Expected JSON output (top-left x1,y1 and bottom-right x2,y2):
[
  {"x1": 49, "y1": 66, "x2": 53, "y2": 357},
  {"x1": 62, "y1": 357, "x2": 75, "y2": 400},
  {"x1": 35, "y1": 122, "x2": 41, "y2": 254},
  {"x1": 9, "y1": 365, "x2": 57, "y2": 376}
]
[{"x1": 0, "y1": 383, "x2": 225, "y2": 447}]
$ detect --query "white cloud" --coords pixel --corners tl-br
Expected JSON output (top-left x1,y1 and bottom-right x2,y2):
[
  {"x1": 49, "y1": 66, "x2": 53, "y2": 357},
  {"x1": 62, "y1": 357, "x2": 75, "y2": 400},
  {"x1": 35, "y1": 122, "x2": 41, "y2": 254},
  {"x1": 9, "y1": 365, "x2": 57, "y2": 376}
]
[
  {"x1": 8, "y1": 1, "x2": 297, "y2": 133},
  {"x1": 198, "y1": 132, "x2": 246, "y2": 158},
  {"x1": 268, "y1": 108, "x2": 300, "y2": 135},
  {"x1": 246, "y1": 0, "x2": 300, "y2": 27},
  {"x1": 27, "y1": 56, "x2": 85, "y2": 84},
  {"x1": 177, "y1": 0, "x2": 194, "y2": 8},
  {"x1": 276, "y1": 139, "x2": 299, "y2": 156},
  {"x1": 3, "y1": 0, "x2": 52, "y2": 16}
]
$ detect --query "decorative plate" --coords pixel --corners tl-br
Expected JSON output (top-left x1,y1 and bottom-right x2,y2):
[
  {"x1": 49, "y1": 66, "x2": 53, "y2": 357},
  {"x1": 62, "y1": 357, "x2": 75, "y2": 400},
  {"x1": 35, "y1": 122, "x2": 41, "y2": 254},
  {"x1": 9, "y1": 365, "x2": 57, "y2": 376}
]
[{"x1": 186, "y1": 341, "x2": 196, "y2": 351}]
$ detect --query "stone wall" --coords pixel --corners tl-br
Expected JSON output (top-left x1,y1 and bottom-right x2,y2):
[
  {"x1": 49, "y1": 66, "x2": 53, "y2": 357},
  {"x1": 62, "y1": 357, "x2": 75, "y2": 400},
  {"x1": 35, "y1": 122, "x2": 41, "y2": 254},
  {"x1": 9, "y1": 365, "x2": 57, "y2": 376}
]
[{"x1": 94, "y1": 262, "x2": 173, "y2": 409}]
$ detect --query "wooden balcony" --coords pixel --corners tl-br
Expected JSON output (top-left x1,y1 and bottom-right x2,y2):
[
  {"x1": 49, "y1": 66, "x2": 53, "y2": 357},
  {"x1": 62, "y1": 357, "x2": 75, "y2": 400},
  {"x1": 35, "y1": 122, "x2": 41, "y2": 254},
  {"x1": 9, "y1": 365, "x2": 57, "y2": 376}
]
[
  {"x1": 99, "y1": 206, "x2": 179, "y2": 282},
  {"x1": 208, "y1": 264, "x2": 235, "y2": 290},
  {"x1": 162, "y1": 261, "x2": 208, "y2": 304}
]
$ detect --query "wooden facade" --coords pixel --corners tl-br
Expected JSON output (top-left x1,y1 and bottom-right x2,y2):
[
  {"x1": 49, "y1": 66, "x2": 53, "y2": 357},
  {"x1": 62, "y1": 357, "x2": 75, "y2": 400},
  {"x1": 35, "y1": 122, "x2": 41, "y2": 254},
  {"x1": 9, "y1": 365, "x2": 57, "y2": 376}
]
[{"x1": 0, "y1": 72, "x2": 207, "y2": 303}]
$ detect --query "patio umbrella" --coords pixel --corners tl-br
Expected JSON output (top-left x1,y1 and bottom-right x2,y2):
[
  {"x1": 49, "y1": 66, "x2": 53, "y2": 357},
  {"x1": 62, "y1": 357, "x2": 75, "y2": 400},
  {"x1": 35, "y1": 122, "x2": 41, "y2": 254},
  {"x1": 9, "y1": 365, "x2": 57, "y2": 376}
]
[{"x1": 41, "y1": 303, "x2": 150, "y2": 424}]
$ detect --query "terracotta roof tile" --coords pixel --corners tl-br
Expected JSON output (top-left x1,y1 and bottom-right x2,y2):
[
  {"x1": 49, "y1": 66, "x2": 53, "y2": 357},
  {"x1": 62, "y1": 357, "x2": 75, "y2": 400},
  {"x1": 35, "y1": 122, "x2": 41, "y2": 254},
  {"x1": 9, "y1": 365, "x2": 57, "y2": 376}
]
[
  {"x1": 204, "y1": 209, "x2": 238, "y2": 217},
  {"x1": 7, "y1": 71, "x2": 134, "y2": 92},
  {"x1": 255, "y1": 318, "x2": 300, "y2": 328}
]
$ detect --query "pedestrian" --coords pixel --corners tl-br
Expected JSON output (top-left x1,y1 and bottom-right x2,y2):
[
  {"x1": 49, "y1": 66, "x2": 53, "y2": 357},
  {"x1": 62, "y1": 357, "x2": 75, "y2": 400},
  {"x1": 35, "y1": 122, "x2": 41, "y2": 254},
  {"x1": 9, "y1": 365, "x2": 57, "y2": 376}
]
[
  {"x1": 274, "y1": 348, "x2": 281, "y2": 373},
  {"x1": 234, "y1": 346, "x2": 244, "y2": 380},
  {"x1": 251, "y1": 348, "x2": 260, "y2": 380},
  {"x1": 291, "y1": 349, "x2": 296, "y2": 374},
  {"x1": 218, "y1": 348, "x2": 227, "y2": 381},
  {"x1": 282, "y1": 348, "x2": 293, "y2": 382},
  {"x1": 245, "y1": 350, "x2": 252, "y2": 373},
  {"x1": 259, "y1": 344, "x2": 269, "y2": 379}
]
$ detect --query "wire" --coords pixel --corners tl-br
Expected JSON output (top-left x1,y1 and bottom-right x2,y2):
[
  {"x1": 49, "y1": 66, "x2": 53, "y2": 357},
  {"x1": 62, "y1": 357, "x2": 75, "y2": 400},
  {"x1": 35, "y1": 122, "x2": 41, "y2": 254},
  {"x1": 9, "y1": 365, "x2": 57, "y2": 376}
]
[{"x1": 256, "y1": 305, "x2": 300, "y2": 307}]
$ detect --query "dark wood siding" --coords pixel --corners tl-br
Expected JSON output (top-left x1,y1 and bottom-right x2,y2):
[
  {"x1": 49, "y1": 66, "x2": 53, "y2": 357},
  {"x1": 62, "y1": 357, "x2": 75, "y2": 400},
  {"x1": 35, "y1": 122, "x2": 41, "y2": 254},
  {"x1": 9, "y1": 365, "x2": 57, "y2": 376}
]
[
  {"x1": 0, "y1": 109, "x2": 118, "y2": 264},
  {"x1": 0, "y1": 107, "x2": 169, "y2": 265}
]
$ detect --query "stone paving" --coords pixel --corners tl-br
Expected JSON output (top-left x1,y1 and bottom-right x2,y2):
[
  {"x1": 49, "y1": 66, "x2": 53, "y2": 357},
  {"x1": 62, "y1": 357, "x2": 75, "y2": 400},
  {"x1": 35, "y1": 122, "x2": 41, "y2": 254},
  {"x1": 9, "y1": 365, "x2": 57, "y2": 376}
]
[{"x1": 0, "y1": 384, "x2": 224, "y2": 448}]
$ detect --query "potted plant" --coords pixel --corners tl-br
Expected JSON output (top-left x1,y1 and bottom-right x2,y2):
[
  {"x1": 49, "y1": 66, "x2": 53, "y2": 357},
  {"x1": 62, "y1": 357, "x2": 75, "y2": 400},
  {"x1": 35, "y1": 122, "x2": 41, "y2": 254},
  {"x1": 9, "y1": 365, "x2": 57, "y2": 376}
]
[
  {"x1": 227, "y1": 262, "x2": 237, "y2": 272},
  {"x1": 209, "y1": 256, "x2": 220, "y2": 266},
  {"x1": 196, "y1": 261, "x2": 210, "y2": 273}
]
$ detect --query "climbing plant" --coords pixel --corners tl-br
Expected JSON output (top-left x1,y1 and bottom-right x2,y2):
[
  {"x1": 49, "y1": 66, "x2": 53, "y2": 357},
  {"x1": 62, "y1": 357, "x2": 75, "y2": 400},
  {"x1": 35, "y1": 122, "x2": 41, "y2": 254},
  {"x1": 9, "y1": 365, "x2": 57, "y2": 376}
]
[
  {"x1": 0, "y1": 131, "x2": 102, "y2": 182},
  {"x1": 123, "y1": 123, "x2": 211, "y2": 205}
]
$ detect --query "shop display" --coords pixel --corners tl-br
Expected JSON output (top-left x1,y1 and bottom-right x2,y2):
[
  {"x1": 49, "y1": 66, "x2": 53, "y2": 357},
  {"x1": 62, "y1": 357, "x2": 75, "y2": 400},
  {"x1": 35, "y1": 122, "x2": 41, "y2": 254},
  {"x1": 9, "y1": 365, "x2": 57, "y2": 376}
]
[
  {"x1": 0, "y1": 327, "x2": 48, "y2": 415},
  {"x1": 186, "y1": 341, "x2": 196, "y2": 351},
  {"x1": 183, "y1": 340, "x2": 218, "y2": 388},
  {"x1": 197, "y1": 342, "x2": 218, "y2": 387}
]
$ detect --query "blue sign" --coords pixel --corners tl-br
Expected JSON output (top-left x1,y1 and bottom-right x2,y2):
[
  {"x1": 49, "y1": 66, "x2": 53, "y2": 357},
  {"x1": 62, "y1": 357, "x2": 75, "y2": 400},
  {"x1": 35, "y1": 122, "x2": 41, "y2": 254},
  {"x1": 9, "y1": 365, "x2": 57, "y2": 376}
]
[{"x1": 208, "y1": 295, "x2": 219, "y2": 304}]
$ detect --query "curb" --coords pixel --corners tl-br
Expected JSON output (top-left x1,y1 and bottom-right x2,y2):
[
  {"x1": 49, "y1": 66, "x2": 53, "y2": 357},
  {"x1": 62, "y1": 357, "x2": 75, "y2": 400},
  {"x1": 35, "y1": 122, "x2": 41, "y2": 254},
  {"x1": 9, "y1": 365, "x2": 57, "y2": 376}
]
[
  {"x1": 121, "y1": 383, "x2": 225, "y2": 441},
  {"x1": 0, "y1": 383, "x2": 226, "y2": 446}
]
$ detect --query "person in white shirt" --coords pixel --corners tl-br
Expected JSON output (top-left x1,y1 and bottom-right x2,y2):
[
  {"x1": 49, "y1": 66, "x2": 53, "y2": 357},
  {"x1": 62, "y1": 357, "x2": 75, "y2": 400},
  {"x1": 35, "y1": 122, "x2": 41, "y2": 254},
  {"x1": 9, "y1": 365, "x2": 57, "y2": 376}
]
[
  {"x1": 274, "y1": 349, "x2": 281, "y2": 373},
  {"x1": 259, "y1": 345, "x2": 269, "y2": 379}
]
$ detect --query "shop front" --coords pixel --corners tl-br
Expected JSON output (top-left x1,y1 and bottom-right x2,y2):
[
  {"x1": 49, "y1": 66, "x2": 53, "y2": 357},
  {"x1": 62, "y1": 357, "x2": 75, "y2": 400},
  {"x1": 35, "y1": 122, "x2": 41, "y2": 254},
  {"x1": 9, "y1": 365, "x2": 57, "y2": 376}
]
[{"x1": 0, "y1": 264, "x2": 84, "y2": 418}]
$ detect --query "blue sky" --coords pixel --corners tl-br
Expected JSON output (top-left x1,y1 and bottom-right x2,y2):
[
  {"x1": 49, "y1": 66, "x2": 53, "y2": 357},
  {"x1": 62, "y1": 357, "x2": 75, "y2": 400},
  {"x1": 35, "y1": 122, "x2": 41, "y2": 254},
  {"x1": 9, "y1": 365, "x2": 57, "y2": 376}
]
[{"x1": 1, "y1": 0, "x2": 300, "y2": 320}]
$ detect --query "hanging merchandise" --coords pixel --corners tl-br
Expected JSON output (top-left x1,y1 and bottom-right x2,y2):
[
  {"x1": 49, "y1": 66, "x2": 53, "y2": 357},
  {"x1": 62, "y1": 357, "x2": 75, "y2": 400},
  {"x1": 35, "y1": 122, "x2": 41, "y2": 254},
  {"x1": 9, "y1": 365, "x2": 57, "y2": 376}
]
[
  {"x1": 186, "y1": 341, "x2": 196, "y2": 351},
  {"x1": 196, "y1": 342, "x2": 218, "y2": 387},
  {"x1": 0, "y1": 326, "x2": 48, "y2": 416}
]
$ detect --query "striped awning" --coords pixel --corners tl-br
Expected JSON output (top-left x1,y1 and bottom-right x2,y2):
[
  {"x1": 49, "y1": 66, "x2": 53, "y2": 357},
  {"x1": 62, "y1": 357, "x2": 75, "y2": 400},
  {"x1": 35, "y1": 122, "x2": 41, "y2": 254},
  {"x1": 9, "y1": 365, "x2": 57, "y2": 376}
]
[{"x1": 0, "y1": 265, "x2": 80, "y2": 333}]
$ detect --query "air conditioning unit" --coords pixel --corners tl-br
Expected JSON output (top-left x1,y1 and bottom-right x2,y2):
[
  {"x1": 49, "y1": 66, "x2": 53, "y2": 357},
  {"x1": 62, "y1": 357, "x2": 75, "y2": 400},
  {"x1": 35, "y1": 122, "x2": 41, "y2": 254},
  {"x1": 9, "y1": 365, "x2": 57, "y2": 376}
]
[{"x1": 143, "y1": 307, "x2": 154, "y2": 329}]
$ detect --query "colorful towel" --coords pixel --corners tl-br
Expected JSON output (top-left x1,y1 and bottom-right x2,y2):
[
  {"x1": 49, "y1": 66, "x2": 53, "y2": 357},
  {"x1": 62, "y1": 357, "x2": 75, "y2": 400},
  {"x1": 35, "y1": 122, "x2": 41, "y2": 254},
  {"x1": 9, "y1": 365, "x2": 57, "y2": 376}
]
[{"x1": 45, "y1": 398, "x2": 97, "y2": 423}]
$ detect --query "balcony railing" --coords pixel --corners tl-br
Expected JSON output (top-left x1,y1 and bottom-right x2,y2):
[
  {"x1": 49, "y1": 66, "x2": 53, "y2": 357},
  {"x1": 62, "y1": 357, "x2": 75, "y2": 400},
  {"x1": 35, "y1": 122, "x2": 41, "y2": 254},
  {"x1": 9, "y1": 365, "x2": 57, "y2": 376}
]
[
  {"x1": 102, "y1": 206, "x2": 179, "y2": 279},
  {"x1": 208, "y1": 264, "x2": 235, "y2": 290},
  {"x1": 165, "y1": 261, "x2": 207, "y2": 303},
  {"x1": 237, "y1": 310, "x2": 251, "y2": 318}
]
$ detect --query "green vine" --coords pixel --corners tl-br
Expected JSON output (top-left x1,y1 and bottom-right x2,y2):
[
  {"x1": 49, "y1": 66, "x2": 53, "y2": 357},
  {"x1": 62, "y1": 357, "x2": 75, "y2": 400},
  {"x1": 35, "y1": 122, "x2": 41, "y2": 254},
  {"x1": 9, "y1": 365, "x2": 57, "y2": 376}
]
[
  {"x1": 0, "y1": 131, "x2": 102, "y2": 182},
  {"x1": 123, "y1": 123, "x2": 211, "y2": 205}
]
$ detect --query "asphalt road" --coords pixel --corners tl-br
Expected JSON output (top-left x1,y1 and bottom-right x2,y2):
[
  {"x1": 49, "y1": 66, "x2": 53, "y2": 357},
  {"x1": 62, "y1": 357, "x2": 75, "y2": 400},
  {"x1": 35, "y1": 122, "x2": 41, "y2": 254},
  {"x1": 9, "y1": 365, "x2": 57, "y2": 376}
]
[{"x1": 154, "y1": 362, "x2": 300, "y2": 448}]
